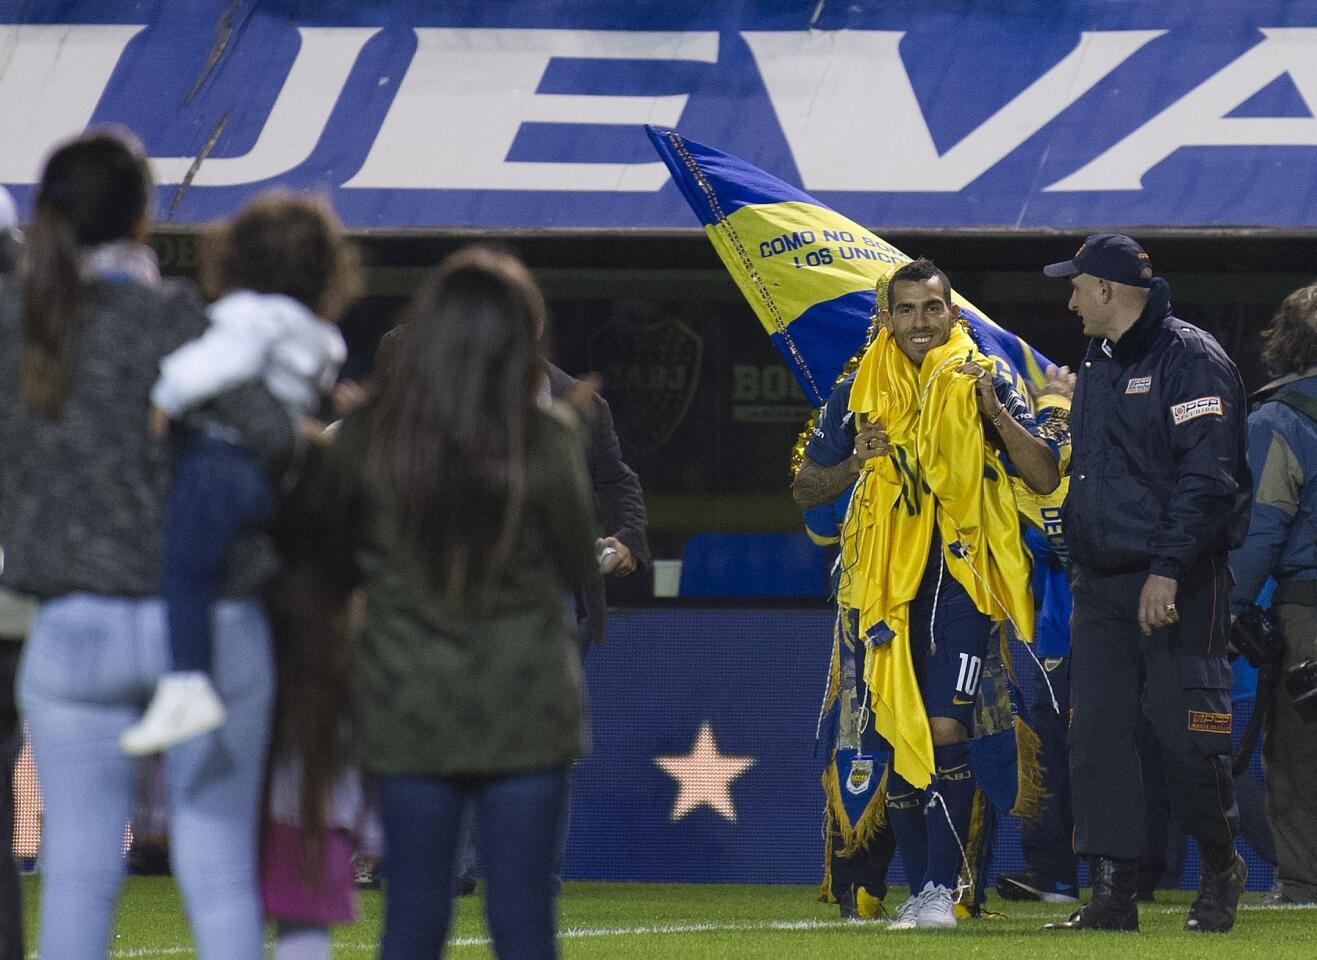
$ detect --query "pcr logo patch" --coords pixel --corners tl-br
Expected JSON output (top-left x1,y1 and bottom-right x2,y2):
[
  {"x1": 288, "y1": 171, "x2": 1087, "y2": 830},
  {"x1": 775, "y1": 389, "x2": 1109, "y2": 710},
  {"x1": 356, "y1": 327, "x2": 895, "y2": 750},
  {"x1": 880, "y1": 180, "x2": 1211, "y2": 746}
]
[
  {"x1": 1125, "y1": 376, "x2": 1152, "y2": 394},
  {"x1": 1170, "y1": 395, "x2": 1223, "y2": 425},
  {"x1": 1188, "y1": 710, "x2": 1231, "y2": 734}
]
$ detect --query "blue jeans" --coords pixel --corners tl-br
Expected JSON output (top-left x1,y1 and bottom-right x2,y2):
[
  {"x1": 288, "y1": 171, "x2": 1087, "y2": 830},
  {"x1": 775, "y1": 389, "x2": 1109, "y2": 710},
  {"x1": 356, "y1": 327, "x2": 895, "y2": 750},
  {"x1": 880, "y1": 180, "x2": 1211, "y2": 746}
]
[
  {"x1": 456, "y1": 593, "x2": 581, "y2": 893},
  {"x1": 163, "y1": 434, "x2": 273, "y2": 673},
  {"x1": 19, "y1": 594, "x2": 273, "y2": 960},
  {"x1": 379, "y1": 768, "x2": 569, "y2": 960}
]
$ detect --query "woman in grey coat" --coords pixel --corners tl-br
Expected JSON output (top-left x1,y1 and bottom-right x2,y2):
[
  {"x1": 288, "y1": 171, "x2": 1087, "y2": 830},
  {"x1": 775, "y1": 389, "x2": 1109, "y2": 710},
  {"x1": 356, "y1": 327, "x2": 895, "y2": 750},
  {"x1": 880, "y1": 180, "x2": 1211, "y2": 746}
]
[{"x1": 0, "y1": 129, "x2": 290, "y2": 959}]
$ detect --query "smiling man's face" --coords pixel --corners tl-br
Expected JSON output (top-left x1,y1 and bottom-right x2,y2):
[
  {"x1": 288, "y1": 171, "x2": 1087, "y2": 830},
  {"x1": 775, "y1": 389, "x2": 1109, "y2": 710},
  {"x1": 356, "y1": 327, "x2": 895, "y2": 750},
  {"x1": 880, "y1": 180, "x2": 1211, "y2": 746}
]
[{"x1": 885, "y1": 277, "x2": 957, "y2": 367}]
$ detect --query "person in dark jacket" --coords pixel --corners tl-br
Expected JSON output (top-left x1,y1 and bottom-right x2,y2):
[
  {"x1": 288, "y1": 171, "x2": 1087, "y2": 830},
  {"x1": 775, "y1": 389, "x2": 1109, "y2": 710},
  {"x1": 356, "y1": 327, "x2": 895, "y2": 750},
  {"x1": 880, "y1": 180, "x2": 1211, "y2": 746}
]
[
  {"x1": 1229, "y1": 283, "x2": 1317, "y2": 906},
  {"x1": 545, "y1": 363, "x2": 649, "y2": 654},
  {"x1": 512, "y1": 364, "x2": 649, "y2": 895},
  {"x1": 1042, "y1": 234, "x2": 1251, "y2": 934}
]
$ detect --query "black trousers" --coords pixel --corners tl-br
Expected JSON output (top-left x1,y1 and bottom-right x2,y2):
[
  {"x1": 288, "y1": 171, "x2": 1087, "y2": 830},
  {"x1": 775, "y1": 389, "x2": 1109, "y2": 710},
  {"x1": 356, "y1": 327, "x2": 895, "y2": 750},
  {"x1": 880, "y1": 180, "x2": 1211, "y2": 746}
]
[
  {"x1": 1069, "y1": 556, "x2": 1239, "y2": 860},
  {"x1": 1021, "y1": 656, "x2": 1077, "y2": 884}
]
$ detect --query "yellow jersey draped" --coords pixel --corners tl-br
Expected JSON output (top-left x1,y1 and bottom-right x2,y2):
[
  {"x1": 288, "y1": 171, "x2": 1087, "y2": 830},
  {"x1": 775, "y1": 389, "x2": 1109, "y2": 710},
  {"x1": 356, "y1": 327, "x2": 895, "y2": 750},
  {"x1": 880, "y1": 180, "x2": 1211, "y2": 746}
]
[{"x1": 838, "y1": 323, "x2": 1036, "y2": 788}]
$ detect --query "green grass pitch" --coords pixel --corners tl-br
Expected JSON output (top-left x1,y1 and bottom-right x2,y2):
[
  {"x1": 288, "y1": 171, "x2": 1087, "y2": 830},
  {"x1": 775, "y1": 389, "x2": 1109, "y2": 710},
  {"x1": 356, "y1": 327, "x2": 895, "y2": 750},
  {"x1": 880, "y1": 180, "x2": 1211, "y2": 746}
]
[{"x1": 20, "y1": 878, "x2": 1316, "y2": 958}]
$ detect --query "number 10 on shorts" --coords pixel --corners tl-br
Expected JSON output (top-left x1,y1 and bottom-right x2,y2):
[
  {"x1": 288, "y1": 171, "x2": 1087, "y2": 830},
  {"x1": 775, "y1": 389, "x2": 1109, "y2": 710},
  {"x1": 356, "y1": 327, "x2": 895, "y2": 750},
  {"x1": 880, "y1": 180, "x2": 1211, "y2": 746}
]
[{"x1": 956, "y1": 653, "x2": 982, "y2": 697}]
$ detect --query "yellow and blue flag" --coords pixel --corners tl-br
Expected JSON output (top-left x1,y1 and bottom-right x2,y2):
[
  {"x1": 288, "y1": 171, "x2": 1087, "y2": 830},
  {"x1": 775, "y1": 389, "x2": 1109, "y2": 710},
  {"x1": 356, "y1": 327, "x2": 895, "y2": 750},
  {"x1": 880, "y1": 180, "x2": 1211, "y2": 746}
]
[
  {"x1": 646, "y1": 125, "x2": 1053, "y2": 406},
  {"x1": 651, "y1": 125, "x2": 1070, "y2": 804}
]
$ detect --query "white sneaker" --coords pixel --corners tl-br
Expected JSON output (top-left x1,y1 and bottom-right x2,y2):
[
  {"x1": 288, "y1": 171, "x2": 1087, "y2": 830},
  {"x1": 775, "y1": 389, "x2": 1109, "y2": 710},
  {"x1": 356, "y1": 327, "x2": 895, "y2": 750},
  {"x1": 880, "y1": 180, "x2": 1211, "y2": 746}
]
[
  {"x1": 121, "y1": 672, "x2": 226, "y2": 756},
  {"x1": 888, "y1": 893, "x2": 921, "y2": 930},
  {"x1": 914, "y1": 882, "x2": 957, "y2": 929}
]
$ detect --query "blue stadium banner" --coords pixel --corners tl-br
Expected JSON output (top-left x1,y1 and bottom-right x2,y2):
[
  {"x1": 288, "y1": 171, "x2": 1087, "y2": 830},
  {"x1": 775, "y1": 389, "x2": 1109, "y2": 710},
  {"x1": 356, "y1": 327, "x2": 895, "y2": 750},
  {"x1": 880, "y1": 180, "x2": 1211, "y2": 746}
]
[{"x1": 6, "y1": 1, "x2": 1317, "y2": 228}]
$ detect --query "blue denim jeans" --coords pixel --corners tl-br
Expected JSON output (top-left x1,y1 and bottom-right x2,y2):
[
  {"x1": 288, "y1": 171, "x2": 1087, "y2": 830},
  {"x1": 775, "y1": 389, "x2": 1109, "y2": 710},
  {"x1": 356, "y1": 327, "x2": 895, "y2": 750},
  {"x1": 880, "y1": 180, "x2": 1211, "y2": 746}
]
[
  {"x1": 163, "y1": 434, "x2": 274, "y2": 673},
  {"x1": 378, "y1": 768, "x2": 570, "y2": 960},
  {"x1": 19, "y1": 594, "x2": 274, "y2": 960}
]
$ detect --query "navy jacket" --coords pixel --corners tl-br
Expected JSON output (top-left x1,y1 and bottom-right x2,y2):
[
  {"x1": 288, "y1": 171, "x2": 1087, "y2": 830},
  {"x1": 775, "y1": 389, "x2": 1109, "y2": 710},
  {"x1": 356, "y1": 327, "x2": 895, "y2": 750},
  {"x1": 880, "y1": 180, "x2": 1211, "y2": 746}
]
[
  {"x1": 547, "y1": 364, "x2": 650, "y2": 646},
  {"x1": 1064, "y1": 278, "x2": 1250, "y2": 577}
]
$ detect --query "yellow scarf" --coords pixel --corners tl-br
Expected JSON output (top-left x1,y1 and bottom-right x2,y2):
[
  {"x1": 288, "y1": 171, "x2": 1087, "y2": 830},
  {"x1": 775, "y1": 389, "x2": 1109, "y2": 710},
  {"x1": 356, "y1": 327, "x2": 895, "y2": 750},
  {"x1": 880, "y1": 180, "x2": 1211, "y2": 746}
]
[{"x1": 838, "y1": 323, "x2": 1035, "y2": 788}]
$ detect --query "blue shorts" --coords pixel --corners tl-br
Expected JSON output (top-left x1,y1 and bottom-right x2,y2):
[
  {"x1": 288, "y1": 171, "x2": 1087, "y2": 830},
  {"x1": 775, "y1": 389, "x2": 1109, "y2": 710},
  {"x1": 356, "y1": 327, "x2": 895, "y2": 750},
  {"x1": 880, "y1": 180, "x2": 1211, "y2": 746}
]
[{"x1": 907, "y1": 555, "x2": 992, "y2": 731}]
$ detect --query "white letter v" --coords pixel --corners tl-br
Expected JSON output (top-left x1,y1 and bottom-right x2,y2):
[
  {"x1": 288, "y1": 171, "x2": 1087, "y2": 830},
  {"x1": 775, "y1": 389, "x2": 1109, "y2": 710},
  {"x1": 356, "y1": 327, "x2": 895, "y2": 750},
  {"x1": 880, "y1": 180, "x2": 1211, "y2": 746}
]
[{"x1": 742, "y1": 29, "x2": 1163, "y2": 192}]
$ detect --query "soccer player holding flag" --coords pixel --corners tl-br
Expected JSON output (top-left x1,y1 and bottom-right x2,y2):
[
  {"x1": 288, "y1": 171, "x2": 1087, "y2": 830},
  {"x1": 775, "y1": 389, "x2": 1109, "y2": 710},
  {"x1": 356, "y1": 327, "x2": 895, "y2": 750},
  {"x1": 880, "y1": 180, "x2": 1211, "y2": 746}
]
[{"x1": 648, "y1": 126, "x2": 1072, "y2": 928}]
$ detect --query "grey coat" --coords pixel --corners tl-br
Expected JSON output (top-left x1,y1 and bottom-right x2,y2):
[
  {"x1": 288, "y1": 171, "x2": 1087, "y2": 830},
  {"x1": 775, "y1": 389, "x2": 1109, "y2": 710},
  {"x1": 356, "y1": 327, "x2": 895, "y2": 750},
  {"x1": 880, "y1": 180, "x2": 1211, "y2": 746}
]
[{"x1": 0, "y1": 276, "x2": 293, "y2": 599}]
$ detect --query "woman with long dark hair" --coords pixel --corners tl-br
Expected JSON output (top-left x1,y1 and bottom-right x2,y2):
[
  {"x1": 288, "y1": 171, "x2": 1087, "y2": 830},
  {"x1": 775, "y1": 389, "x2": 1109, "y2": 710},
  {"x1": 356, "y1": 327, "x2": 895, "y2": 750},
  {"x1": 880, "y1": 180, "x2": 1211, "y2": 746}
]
[
  {"x1": 329, "y1": 246, "x2": 596, "y2": 957},
  {"x1": 0, "y1": 129, "x2": 290, "y2": 957}
]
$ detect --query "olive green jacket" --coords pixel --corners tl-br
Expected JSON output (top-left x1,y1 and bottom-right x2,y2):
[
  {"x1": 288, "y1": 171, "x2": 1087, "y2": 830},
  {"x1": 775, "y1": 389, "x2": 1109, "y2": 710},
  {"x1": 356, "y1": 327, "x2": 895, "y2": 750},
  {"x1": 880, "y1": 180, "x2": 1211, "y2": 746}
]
[{"x1": 334, "y1": 404, "x2": 598, "y2": 777}]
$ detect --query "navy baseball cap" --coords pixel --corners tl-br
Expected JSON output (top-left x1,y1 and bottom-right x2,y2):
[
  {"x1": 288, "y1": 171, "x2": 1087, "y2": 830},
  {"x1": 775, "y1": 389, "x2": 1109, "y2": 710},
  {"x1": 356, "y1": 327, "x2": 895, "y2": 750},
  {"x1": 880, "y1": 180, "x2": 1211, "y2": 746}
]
[{"x1": 1043, "y1": 233, "x2": 1153, "y2": 288}]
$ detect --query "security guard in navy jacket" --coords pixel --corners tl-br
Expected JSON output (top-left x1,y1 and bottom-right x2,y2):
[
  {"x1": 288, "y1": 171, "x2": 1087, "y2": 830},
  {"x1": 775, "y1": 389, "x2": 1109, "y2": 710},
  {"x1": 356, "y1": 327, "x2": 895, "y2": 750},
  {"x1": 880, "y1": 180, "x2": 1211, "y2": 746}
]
[{"x1": 1042, "y1": 235, "x2": 1251, "y2": 934}]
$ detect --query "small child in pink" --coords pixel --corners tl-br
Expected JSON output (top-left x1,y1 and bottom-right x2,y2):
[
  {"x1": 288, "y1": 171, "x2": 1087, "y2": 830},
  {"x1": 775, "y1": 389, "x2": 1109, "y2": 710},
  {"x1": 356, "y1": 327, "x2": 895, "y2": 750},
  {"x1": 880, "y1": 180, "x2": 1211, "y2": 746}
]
[
  {"x1": 261, "y1": 756, "x2": 380, "y2": 959},
  {"x1": 258, "y1": 447, "x2": 376, "y2": 960}
]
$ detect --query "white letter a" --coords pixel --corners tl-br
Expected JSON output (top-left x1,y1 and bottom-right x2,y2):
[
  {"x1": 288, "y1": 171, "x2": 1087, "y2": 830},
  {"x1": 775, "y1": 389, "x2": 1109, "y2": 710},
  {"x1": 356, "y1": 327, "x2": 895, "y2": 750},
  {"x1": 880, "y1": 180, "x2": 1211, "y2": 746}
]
[{"x1": 1049, "y1": 28, "x2": 1317, "y2": 191}]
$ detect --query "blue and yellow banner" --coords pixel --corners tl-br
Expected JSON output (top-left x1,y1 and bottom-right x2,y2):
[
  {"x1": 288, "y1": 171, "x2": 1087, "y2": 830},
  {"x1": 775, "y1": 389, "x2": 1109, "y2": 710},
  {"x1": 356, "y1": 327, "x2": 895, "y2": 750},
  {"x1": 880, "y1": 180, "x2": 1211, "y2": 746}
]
[
  {"x1": 652, "y1": 124, "x2": 1073, "y2": 792},
  {"x1": 647, "y1": 125, "x2": 1054, "y2": 407}
]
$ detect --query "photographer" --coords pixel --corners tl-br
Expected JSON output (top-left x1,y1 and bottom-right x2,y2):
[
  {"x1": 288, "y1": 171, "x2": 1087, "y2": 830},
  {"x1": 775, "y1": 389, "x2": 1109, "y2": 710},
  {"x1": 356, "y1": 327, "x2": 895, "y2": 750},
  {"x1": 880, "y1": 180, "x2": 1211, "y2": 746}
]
[{"x1": 1230, "y1": 284, "x2": 1317, "y2": 906}]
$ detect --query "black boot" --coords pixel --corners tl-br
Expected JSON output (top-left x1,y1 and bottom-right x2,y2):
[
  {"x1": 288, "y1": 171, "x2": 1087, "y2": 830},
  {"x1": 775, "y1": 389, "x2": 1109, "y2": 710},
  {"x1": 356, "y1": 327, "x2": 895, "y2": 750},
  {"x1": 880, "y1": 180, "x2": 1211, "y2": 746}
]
[
  {"x1": 1186, "y1": 847, "x2": 1247, "y2": 933},
  {"x1": 836, "y1": 884, "x2": 859, "y2": 920},
  {"x1": 1042, "y1": 857, "x2": 1139, "y2": 931}
]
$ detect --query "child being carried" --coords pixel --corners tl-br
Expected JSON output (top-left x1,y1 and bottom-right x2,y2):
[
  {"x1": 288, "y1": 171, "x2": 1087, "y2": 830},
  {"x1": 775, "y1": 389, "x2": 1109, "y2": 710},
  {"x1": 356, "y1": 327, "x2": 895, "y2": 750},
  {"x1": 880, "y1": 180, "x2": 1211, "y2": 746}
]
[{"x1": 121, "y1": 192, "x2": 358, "y2": 756}]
